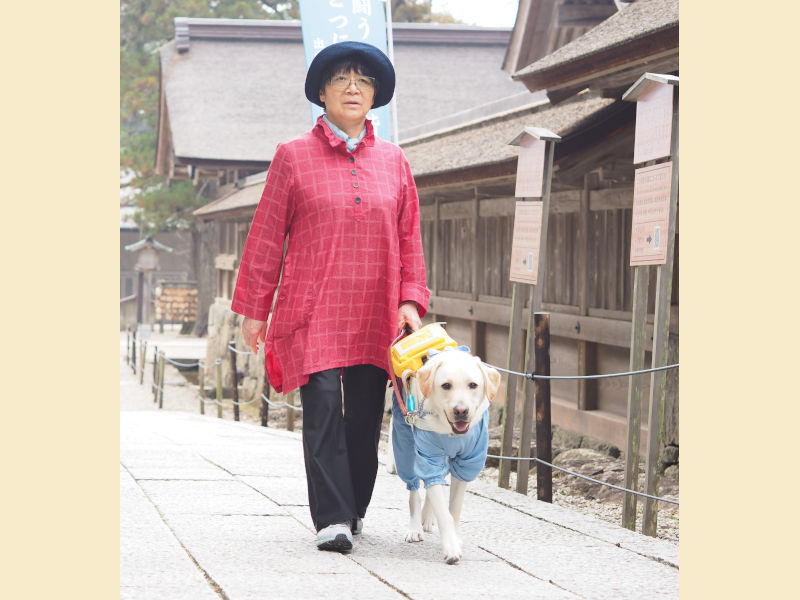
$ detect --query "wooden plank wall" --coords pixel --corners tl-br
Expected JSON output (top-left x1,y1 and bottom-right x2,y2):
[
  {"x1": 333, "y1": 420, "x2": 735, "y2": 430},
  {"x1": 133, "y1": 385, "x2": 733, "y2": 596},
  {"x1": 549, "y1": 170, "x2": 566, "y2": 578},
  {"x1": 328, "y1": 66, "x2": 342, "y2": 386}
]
[{"x1": 419, "y1": 192, "x2": 679, "y2": 448}]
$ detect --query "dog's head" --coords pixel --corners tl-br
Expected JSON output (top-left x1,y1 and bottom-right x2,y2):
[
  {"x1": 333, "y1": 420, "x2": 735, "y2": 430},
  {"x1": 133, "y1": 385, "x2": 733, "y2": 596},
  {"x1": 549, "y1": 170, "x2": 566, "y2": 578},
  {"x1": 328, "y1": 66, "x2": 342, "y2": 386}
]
[{"x1": 416, "y1": 350, "x2": 501, "y2": 435}]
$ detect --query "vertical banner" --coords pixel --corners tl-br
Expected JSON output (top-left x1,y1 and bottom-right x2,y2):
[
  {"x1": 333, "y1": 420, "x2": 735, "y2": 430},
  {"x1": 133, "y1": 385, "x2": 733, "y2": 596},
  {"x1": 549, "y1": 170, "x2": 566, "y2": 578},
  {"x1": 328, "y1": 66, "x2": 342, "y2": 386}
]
[{"x1": 298, "y1": 0, "x2": 392, "y2": 141}]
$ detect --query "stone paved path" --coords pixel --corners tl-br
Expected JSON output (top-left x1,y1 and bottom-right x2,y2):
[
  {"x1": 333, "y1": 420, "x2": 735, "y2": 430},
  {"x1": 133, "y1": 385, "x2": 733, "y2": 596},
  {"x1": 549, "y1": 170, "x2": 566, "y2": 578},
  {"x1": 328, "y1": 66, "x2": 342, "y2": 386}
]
[{"x1": 120, "y1": 341, "x2": 678, "y2": 600}]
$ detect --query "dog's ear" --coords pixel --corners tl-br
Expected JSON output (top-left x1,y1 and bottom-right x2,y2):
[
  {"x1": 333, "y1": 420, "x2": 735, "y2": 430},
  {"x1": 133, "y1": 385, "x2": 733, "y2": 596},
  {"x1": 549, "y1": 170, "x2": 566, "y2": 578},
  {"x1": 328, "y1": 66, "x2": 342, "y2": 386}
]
[
  {"x1": 475, "y1": 357, "x2": 501, "y2": 401},
  {"x1": 416, "y1": 357, "x2": 441, "y2": 399}
]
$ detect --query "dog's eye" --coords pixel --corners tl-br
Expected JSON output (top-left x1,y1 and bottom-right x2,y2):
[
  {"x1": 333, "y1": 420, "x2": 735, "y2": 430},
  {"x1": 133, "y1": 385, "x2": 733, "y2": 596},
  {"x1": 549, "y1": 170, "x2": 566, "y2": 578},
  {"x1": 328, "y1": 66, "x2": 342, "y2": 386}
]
[
  {"x1": 468, "y1": 382, "x2": 478, "y2": 389},
  {"x1": 441, "y1": 382, "x2": 452, "y2": 390}
]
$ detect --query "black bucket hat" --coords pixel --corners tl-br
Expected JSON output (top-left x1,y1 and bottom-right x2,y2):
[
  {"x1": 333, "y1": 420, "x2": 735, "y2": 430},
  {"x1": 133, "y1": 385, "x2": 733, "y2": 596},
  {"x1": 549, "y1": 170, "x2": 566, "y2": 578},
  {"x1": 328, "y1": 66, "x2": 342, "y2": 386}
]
[{"x1": 305, "y1": 41, "x2": 395, "y2": 109}]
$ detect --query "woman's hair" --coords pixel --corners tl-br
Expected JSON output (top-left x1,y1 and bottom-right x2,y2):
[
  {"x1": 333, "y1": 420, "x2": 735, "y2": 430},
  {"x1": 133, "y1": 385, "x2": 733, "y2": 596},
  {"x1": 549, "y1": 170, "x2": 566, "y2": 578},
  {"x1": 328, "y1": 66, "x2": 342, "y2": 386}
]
[{"x1": 318, "y1": 58, "x2": 381, "y2": 98}]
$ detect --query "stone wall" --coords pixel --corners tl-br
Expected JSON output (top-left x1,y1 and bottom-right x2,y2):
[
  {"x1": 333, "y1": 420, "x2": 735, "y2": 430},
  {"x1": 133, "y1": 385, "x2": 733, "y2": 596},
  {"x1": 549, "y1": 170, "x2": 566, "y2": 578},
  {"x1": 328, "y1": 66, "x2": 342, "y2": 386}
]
[{"x1": 206, "y1": 302, "x2": 266, "y2": 404}]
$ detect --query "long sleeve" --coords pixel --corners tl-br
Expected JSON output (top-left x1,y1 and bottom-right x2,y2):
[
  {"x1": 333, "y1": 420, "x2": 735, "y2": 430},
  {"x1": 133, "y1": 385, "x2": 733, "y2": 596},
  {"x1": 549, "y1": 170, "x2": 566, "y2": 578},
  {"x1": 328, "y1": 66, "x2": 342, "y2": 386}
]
[
  {"x1": 231, "y1": 143, "x2": 295, "y2": 321},
  {"x1": 397, "y1": 153, "x2": 430, "y2": 318}
]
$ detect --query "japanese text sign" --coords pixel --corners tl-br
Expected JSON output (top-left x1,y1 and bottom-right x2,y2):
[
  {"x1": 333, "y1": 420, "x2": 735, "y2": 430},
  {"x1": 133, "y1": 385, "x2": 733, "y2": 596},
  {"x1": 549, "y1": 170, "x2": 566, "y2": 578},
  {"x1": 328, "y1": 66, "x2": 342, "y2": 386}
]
[
  {"x1": 509, "y1": 201, "x2": 544, "y2": 284},
  {"x1": 299, "y1": 0, "x2": 392, "y2": 141},
  {"x1": 514, "y1": 136, "x2": 546, "y2": 197},
  {"x1": 633, "y1": 81, "x2": 674, "y2": 164},
  {"x1": 630, "y1": 162, "x2": 673, "y2": 266}
]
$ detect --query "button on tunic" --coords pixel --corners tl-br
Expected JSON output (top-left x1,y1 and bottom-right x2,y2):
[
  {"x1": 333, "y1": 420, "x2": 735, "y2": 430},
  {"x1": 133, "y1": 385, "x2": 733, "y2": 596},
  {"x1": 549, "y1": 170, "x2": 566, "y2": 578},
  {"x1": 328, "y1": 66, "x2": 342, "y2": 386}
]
[{"x1": 232, "y1": 117, "x2": 430, "y2": 393}]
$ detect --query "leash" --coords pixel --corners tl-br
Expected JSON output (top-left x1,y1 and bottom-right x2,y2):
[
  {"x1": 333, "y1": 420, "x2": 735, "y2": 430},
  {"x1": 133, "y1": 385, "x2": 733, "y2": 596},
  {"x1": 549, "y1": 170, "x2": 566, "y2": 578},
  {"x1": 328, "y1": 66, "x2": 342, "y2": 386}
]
[{"x1": 388, "y1": 326, "x2": 417, "y2": 423}]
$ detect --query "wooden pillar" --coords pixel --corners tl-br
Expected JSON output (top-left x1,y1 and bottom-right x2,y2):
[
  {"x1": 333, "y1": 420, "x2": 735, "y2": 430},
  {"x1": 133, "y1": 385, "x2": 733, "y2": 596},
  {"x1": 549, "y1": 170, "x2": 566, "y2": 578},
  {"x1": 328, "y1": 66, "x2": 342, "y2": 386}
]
[
  {"x1": 534, "y1": 313, "x2": 552, "y2": 503},
  {"x1": 230, "y1": 343, "x2": 240, "y2": 422},
  {"x1": 577, "y1": 172, "x2": 598, "y2": 410},
  {"x1": 621, "y1": 73, "x2": 679, "y2": 532},
  {"x1": 260, "y1": 377, "x2": 270, "y2": 427},
  {"x1": 643, "y1": 90, "x2": 680, "y2": 537},
  {"x1": 470, "y1": 187, "x2": 486, "y2": 357},
  {"x1": 498, "y1": 282, "x2": 525, "y2": 488},
  {"x1": 622, "y1": 265, "x2": 649, "y2": 529},
  {"x1": 431, "y1": 197, "x2": 440, "y2": 321},
  {"x1": 517, "y1": 140, "x2": 556, "y2": 494}
]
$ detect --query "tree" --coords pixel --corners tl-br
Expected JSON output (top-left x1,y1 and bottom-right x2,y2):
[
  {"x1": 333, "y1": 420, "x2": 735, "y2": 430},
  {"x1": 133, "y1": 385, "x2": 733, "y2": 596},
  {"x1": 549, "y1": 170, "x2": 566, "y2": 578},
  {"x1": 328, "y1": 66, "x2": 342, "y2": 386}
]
[{"x1": 120, "y1": 0, "x2": 459, "y2": 230}]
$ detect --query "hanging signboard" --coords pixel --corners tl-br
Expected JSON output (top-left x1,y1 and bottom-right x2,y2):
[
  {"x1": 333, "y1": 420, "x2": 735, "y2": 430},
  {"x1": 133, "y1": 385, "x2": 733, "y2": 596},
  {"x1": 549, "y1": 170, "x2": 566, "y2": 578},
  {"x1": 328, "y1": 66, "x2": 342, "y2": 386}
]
[
  {"x1": 514, "y1": 136, "x2": 546, "y2": 197},
  {"x1": 298, "y1": 0, "x2": 392, "y2": 141},
  {"x1": 630, "y1": 161, "x2": 673, "y2": 266},
  {"x1": 509, "y1": 200, "x2": 544, "y2": 284},
  {"x1": 633, "y1": 81, "x2": 674, "y2": 164}
]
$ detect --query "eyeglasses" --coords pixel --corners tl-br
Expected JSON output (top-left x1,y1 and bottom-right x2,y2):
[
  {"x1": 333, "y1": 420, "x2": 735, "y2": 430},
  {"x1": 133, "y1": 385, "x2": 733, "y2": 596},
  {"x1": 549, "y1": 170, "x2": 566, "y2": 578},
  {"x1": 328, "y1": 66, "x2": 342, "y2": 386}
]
[{"x1": 328, "y1": 74, "x2": 375, "y2": 91}]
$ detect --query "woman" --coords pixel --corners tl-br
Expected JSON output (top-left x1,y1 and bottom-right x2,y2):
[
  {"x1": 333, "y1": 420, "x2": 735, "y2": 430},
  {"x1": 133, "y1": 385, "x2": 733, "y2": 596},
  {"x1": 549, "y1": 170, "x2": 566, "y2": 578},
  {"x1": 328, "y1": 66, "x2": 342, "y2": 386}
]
[{"x1": 231, "y1": 41, "x2": 429, "y2": 553}]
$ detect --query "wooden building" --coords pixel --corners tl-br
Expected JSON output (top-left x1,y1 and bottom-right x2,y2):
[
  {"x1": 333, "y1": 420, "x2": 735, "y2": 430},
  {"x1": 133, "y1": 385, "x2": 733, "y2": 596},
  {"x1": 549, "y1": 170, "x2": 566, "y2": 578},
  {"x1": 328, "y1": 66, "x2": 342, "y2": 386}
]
[
  {"x1": 156, "y1": 18, "x2": 534, "y2": 333},
  {"x1": 156, "y1": 1, "x2": 680, "y2": 453},
  {"x1": 399, "y1": 0, "x2": 679, "y2": 450}
]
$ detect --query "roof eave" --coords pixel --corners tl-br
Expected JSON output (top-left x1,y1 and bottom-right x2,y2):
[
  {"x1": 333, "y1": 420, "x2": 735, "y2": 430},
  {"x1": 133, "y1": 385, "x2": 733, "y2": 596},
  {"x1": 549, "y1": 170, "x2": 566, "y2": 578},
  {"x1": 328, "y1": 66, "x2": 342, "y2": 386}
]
[{"x1": 513, "y1": 23, "x2": 679, "y2": 94}]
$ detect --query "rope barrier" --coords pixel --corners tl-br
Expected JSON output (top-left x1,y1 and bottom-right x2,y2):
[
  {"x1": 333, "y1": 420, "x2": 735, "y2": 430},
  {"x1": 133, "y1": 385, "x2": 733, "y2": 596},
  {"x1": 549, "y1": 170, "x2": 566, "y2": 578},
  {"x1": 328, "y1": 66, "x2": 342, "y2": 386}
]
[
  {"x1": 128, "y1": 332, "x2": 680, "y2": 508},
  {"x1": 489, "y1": 362, "x2": 679, "y2": 381},
  {"x1": 378, "y1": 429, "x2": 676, "y2": 505},
  {"x1": 160, "y1": 356, "x2": 203, "y2": 368},
  {"x1": 261, "y1": 393, "x2": 304, "y2": 412},
  {"x1": 227, "y1": 342, "x2": 255, "y2": 356},
  {"x1": 486, "y1": 453, "x2": 678, "y2": 505}
]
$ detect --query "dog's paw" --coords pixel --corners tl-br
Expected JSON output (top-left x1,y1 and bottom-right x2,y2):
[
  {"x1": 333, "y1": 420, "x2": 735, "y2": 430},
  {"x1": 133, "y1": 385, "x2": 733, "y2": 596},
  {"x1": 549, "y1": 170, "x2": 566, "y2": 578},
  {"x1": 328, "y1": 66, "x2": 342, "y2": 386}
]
[
  {"x1": 441, "y1": 532, "x2": 462, "y2": 564},
  {"x1": 404, "y1": 528, "x2": 424, "y2": 543}
]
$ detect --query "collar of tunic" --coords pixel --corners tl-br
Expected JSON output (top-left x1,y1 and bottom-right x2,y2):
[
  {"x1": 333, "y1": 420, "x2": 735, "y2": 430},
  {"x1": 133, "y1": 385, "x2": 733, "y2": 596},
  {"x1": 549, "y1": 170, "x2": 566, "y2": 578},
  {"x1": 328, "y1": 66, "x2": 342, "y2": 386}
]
[
  {"x1": 314, "y1": 115, "x2": 376, "y2": 154},
  {"x1": 322, "y1": 115, "x2": 366, "y2": 152}
]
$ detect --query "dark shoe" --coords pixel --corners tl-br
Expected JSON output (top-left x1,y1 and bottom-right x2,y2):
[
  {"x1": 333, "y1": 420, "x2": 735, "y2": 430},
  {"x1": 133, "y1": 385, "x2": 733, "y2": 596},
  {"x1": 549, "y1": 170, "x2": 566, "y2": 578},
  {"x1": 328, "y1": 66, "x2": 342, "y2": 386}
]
[{"x1": 316, "y1": 523, "x2": 353, "y2": 552}]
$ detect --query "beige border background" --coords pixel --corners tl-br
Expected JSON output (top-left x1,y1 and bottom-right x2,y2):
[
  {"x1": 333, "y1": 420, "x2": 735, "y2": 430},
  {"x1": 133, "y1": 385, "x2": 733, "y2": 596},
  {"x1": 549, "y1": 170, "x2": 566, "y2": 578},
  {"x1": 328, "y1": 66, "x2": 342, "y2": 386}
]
[
  {"x1": 3, "y1": 1, "x2": 119, "y2": 598},
  {"x1": 4, "y1": 1, "x2": 797, "y2": 598}
]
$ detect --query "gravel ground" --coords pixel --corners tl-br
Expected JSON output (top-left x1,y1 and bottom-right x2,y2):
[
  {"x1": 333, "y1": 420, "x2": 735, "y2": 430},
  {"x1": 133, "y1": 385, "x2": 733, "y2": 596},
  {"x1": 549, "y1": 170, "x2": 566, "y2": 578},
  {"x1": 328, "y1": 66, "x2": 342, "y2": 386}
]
[{"x1": 132, "y1": 355, "x2": 678, "y2": 546}]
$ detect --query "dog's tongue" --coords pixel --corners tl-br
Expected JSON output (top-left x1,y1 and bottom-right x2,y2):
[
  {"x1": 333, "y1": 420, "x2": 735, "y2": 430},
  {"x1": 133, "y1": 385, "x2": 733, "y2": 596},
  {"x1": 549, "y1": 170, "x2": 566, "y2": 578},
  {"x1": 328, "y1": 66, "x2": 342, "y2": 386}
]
[{"x1": 453, "y1": 421, "x2": 469, "y2": 434}]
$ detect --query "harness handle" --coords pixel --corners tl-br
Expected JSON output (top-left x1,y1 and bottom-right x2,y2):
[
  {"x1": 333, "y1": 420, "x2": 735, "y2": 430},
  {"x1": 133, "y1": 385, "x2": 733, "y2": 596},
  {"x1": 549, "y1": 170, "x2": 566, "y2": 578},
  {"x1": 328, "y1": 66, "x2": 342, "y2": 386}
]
[{"x1": 389, "y1": 325, "x2": 413, "y2": 417}]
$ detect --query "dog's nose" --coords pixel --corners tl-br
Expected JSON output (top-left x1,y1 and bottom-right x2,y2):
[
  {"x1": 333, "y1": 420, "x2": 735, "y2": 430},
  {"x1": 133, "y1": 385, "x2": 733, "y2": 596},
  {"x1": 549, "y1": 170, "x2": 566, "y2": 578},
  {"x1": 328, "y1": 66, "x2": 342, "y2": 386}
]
[{"x1": 453, "y1": 405, "x2": 469, "y2": 420}]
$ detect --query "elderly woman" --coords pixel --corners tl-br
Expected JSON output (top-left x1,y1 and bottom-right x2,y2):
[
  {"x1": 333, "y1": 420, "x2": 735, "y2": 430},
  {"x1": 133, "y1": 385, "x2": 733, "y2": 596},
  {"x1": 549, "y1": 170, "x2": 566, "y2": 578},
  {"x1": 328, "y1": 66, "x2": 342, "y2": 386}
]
[{"x1": 231, "y1": 41, "x2": 430, "y2": 553}]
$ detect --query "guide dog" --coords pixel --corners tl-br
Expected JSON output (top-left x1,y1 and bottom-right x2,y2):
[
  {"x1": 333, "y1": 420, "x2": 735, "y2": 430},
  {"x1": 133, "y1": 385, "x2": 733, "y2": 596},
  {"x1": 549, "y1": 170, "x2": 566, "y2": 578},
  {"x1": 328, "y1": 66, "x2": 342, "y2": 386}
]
[{"x1": 390, "y1": 348, "x2": 501, "y2": 564}]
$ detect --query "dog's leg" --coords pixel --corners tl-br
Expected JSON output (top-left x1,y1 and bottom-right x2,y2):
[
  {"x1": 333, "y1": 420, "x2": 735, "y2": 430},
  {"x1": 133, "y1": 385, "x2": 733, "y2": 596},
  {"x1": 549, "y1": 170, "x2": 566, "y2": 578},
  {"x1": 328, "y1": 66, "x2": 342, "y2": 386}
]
[
  {"x1": 405, "y1": 489, "x2": 424, "y2": 542},
  {"x1": 448, "y1": 478, "x2": 468, "y2": 539},
  {"x1": 421, "y1": 489, "x2": 435, "y2": 532},
  {"x1": 425, "y1": 484, "x2": 462, "y2": 564}
]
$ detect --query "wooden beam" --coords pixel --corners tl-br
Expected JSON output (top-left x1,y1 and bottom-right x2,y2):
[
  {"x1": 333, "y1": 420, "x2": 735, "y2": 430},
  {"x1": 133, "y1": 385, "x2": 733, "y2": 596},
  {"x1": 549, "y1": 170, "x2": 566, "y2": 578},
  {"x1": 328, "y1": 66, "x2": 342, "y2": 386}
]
[
  {"x1": 590, "y1": 187, "x2": 634, "y2": 210},
  {"x1": 556, "y1": 4, "x2": 617, "y2": 27},
  {"x1": 429, "y1": 295, "x2": 657, "y2": 348}
]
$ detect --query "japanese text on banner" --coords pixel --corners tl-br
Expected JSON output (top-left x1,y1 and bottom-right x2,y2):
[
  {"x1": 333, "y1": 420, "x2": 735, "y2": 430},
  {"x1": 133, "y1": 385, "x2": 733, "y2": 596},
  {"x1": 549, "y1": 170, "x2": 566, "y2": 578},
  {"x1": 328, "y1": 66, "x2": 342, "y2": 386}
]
[{"x1": 299, "y1": 0, "x2": 392, "y2": 141}]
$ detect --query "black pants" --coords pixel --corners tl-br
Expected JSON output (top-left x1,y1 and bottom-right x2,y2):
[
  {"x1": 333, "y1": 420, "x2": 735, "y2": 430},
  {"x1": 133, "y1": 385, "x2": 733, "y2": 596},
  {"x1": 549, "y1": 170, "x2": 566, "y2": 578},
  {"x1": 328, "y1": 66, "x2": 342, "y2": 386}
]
[{"x1": 299, "y1": 364, "x2": 387, "y2": 532}]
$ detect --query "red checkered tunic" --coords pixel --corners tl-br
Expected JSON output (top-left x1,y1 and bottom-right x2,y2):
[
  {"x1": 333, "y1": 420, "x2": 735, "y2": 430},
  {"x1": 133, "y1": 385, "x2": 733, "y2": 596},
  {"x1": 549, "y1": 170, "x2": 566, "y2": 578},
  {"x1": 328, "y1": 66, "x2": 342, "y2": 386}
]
[{"x1": 231, "y1": 116, "x2": 430, "y2": 393}]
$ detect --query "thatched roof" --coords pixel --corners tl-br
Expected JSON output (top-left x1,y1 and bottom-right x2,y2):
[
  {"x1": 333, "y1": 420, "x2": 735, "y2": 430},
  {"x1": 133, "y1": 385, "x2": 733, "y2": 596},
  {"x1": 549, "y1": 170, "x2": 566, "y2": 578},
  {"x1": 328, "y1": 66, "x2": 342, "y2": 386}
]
[
  {"x1": 513, "y1": 0, "x2": 678, "y2": 96},
  {"x1": 193, "y1": 173, "x2": 266, "y2": 217},
  {"x1": 159, "y1": 19, "x2": 528, "y2": 167},
  {"x1": 402, "y1": 95, "x2": 615, "y2": 179}
]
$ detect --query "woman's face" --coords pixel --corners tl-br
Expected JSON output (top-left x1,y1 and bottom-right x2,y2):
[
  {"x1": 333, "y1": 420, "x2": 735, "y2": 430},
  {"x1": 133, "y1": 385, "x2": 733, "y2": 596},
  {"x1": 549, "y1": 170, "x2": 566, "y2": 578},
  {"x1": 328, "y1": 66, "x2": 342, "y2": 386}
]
[{"x1": 319, "y1": 69, "x2": 375, "y2": 132}]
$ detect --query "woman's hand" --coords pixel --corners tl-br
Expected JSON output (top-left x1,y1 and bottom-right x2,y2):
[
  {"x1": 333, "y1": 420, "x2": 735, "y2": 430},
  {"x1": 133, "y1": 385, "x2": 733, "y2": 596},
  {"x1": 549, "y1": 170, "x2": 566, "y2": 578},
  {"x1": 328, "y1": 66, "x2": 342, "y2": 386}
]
[
  {"x1": 397, "y1": 301, "x2": 421, "y2": 332},
  {"x1": 242, "y1": 317, "x2": 268, "y2": 354}
]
